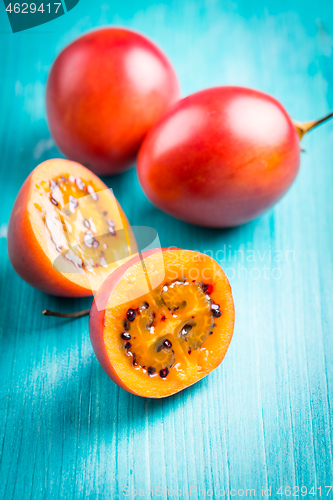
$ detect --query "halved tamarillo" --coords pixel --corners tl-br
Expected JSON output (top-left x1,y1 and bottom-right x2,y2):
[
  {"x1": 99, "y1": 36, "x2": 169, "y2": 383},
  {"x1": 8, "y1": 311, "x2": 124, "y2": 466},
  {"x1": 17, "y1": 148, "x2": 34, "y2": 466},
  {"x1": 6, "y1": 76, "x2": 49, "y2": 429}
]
[
  {"x1": 89, "y1": 248, "x2": 235, "y2": 398},
  {"x1": 8, "y1": 159, "x2": 137, "y2": 297}
]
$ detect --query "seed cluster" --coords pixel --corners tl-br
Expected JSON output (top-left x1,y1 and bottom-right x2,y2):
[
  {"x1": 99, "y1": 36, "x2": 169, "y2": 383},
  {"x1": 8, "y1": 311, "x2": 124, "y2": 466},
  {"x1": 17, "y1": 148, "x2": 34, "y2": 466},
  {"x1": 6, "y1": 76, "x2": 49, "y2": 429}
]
[
  {"x1": 42, "y1": 175, "x2": 119, "y2": 273},
  {"x1": 120, "y1": 302, "x2": 174, "y2": 378},
  {"x1": 119, "y1": 280, "x2": 223, "y2": 380}
]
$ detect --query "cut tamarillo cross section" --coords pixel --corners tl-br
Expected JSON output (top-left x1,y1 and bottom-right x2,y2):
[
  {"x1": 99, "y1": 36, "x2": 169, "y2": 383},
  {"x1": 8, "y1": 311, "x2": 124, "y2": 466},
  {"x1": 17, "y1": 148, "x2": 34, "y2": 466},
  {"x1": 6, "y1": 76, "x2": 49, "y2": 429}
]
[
  {"x1": 8, "y1": 159, "x2": 137, "y2": 297},
  {"x1": 89, "y1": 248, "x2": 235, "y2": 398}
]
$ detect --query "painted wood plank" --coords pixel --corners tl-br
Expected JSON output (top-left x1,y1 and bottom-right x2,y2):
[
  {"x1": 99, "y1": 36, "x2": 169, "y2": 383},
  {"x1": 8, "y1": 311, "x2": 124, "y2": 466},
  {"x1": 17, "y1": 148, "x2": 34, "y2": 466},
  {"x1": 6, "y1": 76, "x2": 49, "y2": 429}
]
[{"x1": 1, "y1": 1, "x2": 333, "y2": 498}]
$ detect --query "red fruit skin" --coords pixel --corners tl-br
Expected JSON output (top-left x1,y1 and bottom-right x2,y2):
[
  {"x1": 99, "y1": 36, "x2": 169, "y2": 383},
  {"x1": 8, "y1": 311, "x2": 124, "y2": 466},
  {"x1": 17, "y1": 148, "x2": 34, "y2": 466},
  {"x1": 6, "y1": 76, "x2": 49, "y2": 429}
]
[
  {"x1": 137, "y1": 86, "x2": 301, "y2": 227},
  {"x1": 46, "y1": 28, "x2": 179, "y2": 176}
]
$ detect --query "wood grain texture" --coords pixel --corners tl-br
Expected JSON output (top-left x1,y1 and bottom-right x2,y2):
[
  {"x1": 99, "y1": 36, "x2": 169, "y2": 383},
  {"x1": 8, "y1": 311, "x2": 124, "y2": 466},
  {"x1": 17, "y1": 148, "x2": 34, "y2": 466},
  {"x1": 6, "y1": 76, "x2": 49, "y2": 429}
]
[{"x1": 1, "y1": 0, "x2": 333, "y2": 498}]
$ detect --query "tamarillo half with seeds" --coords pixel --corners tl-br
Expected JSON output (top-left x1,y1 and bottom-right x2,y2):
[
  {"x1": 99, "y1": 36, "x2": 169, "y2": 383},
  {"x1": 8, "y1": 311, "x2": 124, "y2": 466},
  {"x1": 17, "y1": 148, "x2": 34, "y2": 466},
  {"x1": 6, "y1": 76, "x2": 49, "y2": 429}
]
[
  {"x1": 7, "y1": 159, "x2": 137, "y2": 297},
  {"x1": 89, "y1": 248, "x2": 235, "y2": 398}
]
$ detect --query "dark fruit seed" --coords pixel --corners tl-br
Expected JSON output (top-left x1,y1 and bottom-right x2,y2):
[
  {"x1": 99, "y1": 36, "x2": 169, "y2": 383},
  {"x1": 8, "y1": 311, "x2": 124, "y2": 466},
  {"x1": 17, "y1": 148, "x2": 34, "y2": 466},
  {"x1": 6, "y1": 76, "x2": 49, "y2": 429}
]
[
  {"x1": 121, "y1": 332, "x2": 131, "y2": 341},
  {"x1": 127, "y1": 309, "x2": 137, "y2": 322},
  {"x1": 163, "y1": 339, "x2": 172, "y2": 349},
  {"x1": 209, "y1": 331, "x2": 213, "y2": 335},
  {"x1": 142, "y1": 301, "x2": 149, "y2": 309},
  {"x1": 202, "y1": 283, "x2": 214, "y2": 294},
  {"x1": 60, "y1": 176, "x2": 67, "y2": 182},
  {"x1": 161, "y1": 315, "x2": 166, "y2": 322},
  {"x1": 159, "y1": 368, "x2": 169, "y2": 378},
  {"x1": 133, "y1": 357, "x2": 138, "y2": 367},
  {"x1": 181, "y1": 323, "x2": 193, "y2": 342},
  {"x1": 181, "y1": 324, "x2": 192, "y2": 334},
  {"x1": 212, "y1": 309, "x2": 222, "y2": 318},
  {"x1": 188, "y1": 350, "x2": 191, "y2": 355},
  {"x1": 123, "y1": 319, "x2": 131, "y2": 330},
  {"x1": 147, "y1": 366, "x2": 156, "y2": 375},
  {"x1": 51, "y1": 197, "x2": 58, "y2": 206},
  {"x1": 124, "y1": 342, "x2": 131, "y2": 350},
  {"x1": 103, "y1": 211, "x2": 108, "y2": 216}
]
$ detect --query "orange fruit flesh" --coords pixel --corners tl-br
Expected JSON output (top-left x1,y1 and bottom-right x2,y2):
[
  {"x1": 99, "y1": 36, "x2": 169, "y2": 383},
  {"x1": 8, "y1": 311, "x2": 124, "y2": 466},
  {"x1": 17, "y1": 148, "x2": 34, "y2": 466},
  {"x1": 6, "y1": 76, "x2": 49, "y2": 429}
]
[
  {"x1": 29, "y1": 161, "x2": 137, "y2": 293},
  {"x1": 103, "y1": 250, "x2": 234, "y2": 398}
]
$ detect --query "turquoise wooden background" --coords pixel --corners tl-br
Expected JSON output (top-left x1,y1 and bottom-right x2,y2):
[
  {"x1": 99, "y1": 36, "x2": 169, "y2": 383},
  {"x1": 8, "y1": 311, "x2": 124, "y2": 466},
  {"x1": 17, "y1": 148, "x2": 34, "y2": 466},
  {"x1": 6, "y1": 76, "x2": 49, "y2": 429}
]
[{"x1": 1, "y1": 0, "x2": 333, "y2": 498}]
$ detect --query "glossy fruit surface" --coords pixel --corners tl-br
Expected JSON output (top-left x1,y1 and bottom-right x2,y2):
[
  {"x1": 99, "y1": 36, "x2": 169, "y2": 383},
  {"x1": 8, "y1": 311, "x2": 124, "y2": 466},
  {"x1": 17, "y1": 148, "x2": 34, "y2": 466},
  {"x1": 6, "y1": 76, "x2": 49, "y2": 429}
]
[
  {"x1": 46, "y1": 28, "x2": 179, "y2": 175},
  {"x1": 89, "y1": 248, "x2": 235, "y2": 398},
  {"x1": 137, "y1": 86, "x2": 301, "y2": 227},
  {"x1": 8, "y1": 159, "x2": 137, "y2": 297}
]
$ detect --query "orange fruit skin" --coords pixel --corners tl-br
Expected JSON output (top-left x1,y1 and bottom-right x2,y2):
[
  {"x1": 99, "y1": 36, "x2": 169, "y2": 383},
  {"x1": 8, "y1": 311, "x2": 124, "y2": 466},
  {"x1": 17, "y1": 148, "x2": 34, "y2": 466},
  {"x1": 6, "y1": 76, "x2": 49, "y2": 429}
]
[
  {"x1": 7, "y1": 159, "x2": 136, "y2": 297},
  {"x1": 89, "y1": 248, "x2": 235, "y2": 398}
]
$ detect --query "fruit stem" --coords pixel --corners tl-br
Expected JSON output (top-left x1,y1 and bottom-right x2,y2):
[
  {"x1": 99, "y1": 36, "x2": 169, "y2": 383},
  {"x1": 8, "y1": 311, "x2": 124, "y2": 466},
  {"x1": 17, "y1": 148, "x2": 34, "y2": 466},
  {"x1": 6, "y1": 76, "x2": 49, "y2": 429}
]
[
  {"x1": 294, "y1": 111, "x2": 333, "y2": 140},
  {"x1": 42, "y1": 308, "x2": 90, "y2": 318}
]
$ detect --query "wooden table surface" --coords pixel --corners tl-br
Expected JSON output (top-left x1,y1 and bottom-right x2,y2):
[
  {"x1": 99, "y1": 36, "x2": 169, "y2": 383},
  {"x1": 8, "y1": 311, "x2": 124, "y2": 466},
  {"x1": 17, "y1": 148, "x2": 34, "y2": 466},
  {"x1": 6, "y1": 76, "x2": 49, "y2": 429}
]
[{"x1": 1, "y1": 0, "x2": 333, "y2": 498}]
